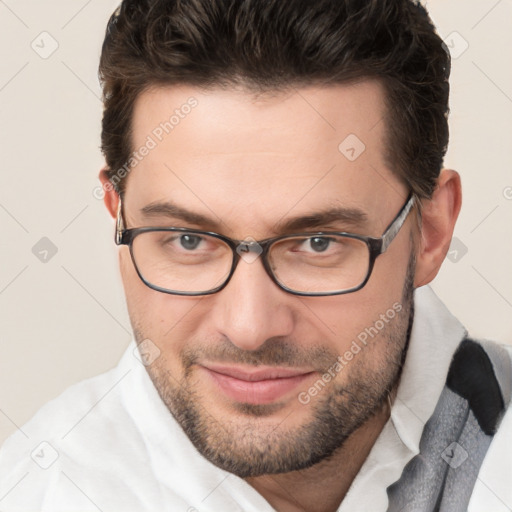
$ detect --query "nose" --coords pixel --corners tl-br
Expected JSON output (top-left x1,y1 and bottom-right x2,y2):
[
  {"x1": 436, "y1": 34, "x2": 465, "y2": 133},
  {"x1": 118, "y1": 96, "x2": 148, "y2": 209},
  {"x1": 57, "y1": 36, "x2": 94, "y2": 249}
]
[{"x1": 209, "y1": 254, "x2": 295, "y2": 351}]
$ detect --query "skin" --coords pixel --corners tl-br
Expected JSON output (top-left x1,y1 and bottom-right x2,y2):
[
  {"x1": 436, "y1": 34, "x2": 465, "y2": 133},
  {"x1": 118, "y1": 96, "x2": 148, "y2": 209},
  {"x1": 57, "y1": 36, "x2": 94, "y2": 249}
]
[{"x1": 100, "y1": 80, "x2": 461, "y2": 512}]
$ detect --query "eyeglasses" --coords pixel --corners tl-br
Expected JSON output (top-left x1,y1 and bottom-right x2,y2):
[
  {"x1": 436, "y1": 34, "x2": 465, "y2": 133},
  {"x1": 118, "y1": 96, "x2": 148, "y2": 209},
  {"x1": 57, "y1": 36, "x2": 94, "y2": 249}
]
[{"x1": 115, "y1": 195, "x2": 415, "y2": 297}]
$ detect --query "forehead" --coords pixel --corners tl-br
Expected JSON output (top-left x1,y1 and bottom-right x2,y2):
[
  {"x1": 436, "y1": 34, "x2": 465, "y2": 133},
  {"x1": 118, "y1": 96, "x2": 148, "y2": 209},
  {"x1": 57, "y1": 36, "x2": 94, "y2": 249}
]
[{"x1": 125, "y1": 81, "x2": 406, "y2": 235}]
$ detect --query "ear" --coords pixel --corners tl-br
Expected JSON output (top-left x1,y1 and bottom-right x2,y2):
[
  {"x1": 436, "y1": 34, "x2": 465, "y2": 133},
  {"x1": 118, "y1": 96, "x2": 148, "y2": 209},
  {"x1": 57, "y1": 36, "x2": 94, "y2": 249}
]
[
  {"x1": 99, "y1": 169, "x2": 120, "y2": 219},
  {"x1": 414, "y1": 169, "x2": 462, "y2": 287}
]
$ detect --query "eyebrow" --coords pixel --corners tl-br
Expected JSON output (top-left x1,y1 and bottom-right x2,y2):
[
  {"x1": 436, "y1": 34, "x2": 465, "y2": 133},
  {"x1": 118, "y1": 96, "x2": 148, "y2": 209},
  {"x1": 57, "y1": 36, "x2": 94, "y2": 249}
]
[
  {"x1": 140, "y1": 202, "x2": 222, "y2": 231},
  {"x1": 276, "y1": 207, "x2": 368, "y2": 233},
  {"x1": 140, "y1": 201, "x2": 369, "y2": 234}
]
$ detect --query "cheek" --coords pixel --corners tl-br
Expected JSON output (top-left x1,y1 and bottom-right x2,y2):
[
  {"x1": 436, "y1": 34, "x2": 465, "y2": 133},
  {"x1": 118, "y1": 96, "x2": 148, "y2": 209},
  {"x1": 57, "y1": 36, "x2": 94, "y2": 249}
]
[
  {"x1": 302, "y1": 249, "x2": 410, "y2": 351},
  {"x1": 299, "y1": 295, "x2": 398, "y2": 353},
  {"x1": 119, "y1": 248, "x2": 151, "y2": 316},
  {"x1": 119, "y1": 248, "x2": 202, "y2": 347}
]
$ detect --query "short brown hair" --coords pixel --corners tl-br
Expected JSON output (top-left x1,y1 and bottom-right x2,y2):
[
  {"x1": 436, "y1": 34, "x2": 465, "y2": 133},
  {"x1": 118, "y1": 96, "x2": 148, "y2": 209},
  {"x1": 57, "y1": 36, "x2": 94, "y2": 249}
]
[{"x1": 99, "y1": 0, "x2": 450, "y2": 199}]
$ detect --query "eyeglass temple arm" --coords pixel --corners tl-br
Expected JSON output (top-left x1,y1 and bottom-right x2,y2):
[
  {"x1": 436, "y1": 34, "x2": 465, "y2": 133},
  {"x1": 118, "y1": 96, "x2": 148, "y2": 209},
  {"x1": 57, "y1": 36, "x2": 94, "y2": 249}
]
[
  {"x1": 115, "y1": 199, "x2": 124, "y2": 245},
  {"x1": 380, "y1": 195, "x2": 415, "y2": 253}
]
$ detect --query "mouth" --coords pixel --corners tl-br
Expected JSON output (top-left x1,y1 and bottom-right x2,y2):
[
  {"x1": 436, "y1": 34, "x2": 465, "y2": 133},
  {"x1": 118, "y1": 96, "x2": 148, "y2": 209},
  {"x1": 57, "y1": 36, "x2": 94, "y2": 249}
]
[{"x1": 199, "y1": 364, "x2": 317, "y2": 405}]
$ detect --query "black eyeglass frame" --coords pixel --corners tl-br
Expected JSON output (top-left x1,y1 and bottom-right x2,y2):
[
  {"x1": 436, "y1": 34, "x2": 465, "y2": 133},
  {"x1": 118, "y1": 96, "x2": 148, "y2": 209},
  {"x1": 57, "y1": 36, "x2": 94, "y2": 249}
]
[{"x1": 115, "y1": 194, "x2": 415, "y2": 297}]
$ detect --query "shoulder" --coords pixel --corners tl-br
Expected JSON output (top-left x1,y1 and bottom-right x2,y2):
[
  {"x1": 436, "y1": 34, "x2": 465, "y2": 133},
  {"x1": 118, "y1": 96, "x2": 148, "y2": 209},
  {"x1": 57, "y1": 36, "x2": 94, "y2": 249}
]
[
  {"x1": 469, "y1": 373, "x2": 512, "y2": 510},
  {"x1": 387, "y1": 337, "x2": 512, "y2": 511},
  {"x1": 0, "y1": 347, "x2": 150, "y2": 510},
  {"x1": 468, "y1": 340, "x2": 512, "y2": 511}
]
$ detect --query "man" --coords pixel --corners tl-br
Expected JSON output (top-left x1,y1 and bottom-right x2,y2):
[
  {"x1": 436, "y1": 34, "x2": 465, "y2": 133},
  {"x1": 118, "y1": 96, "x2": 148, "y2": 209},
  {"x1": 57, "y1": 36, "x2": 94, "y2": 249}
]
[{"x1": 1, "y1": 0, "x2": 511, "y2": 510}]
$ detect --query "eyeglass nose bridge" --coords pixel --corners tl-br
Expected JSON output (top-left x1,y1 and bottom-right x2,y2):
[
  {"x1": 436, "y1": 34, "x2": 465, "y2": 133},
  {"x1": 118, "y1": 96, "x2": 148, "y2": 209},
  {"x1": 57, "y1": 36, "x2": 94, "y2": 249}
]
[
  {"x1": 235, "y1": 237, "x2": 264, "y2": 264},
  {"x1": 222, "y1": 237, "x2": 280, "y2": 293}
]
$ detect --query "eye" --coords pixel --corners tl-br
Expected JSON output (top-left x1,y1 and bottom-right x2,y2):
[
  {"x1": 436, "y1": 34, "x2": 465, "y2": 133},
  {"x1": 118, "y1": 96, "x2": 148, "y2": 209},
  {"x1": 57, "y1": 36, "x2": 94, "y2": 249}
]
[
  {"x1": 304, "y1": 237, "x2": 333, "y2": 253},
  {"x1": 179, "y1": 234, "x2": 202, "y2": 250}
]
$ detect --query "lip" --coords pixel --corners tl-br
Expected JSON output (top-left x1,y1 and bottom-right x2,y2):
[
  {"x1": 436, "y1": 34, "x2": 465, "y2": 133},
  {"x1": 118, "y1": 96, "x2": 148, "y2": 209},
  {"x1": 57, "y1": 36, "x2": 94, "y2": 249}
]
[{"x1": 200, "y1": 364, "x2": 316, "y2": 405}]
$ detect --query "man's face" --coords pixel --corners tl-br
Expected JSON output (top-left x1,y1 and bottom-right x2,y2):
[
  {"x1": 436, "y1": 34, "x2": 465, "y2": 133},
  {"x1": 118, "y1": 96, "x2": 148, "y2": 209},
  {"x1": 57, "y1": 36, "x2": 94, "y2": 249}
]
[{"x1": 119, "y1": 81, "x2": 415, "y2": 477}]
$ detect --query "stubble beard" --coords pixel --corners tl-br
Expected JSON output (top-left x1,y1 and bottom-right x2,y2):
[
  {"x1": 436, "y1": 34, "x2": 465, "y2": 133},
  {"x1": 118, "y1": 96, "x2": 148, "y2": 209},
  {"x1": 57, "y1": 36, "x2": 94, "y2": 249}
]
[{"x1": 136, "y1": 256, "x2": 416, "y2": 478}]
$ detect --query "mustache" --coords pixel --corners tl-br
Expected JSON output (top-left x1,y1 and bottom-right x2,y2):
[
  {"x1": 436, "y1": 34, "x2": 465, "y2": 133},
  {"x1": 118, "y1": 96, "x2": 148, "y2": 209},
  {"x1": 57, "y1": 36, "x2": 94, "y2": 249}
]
[{"x1": 181, "y1": 336, "x2": 339, "y2": 373}]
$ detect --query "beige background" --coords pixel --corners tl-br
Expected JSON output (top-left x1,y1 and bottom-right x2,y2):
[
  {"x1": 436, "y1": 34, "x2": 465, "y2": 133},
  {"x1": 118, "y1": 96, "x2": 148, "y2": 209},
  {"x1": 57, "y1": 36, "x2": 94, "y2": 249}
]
[{"x1": 1, "y1": 0, "x2": 511, "y2": 446}]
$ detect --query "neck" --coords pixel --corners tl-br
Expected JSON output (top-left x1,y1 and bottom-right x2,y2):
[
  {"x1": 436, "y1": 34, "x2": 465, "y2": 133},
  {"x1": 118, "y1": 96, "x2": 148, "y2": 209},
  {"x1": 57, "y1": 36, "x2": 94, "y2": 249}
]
[{"x1": 245, "y1": 393, "x2": 393, "y2": 512}]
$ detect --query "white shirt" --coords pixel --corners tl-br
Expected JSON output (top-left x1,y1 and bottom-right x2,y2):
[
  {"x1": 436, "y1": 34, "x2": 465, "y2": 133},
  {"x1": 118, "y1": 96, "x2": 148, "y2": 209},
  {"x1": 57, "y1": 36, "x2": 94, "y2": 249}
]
[{"x1": 0, "y1": 285, "x2": 511, "y2": 511}]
